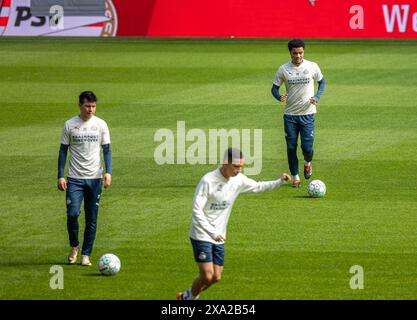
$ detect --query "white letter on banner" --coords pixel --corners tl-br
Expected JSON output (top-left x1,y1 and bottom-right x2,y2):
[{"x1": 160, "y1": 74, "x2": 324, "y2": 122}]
[{"x1": 382, "y1": 4, "x2": 409, "y2": 33}]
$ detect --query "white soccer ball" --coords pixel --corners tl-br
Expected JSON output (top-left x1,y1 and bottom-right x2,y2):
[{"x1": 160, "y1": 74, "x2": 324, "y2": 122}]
[
  {"x1": 98, "y1": 253, "x2": 121, "y2": 276},
  {"x1": 307, "y1": 179, "x2": 326, "y2": 198}
]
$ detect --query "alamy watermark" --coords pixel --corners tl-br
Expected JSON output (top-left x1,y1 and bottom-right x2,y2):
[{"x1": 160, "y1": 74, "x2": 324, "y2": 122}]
[
  {"x1": 349, "y1": 265, "x2": 364, "y2": 290},
  {"x1": 49, "y1": 5, "x2": 64, "y2": 30},
  {"x1": 154, "y1": 121, "x2": 263, "y2": 175},
  {"x1": 49, "y1": 265, "x2": 64, "y2": 290}
]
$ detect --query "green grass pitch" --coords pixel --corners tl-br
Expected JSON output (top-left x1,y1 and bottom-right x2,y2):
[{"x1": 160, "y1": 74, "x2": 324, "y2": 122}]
[{"x1": 0, "y1": 38, "x2": 416, "y2": 300}]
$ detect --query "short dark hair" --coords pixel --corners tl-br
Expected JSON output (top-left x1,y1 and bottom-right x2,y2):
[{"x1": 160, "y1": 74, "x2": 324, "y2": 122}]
[
  {"x1": 224, "y1": 148, "x2": 244, "y2": 164},
  {"x1": 79, "y1": 91, "x2": 97, "y2": 105},
  {"x1": 288, "y1": 38, "x2": 305, "y2": 51}
]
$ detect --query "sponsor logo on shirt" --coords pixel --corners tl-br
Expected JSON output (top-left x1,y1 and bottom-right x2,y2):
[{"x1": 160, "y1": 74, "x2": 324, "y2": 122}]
[
  {"x1": 72, "y1": 134, "x2": 99, "y2": 143},
  {"x1": 288, "y1": 78, "x2": 311, "y2": 85},
  {"x1": 210, "y1": 201, "x2": 230, "y2": 210}
]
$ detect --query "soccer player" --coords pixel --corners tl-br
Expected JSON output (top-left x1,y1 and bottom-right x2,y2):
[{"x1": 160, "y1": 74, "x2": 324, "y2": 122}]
[
  {"x1": 176, "y1": 148, "x2": 291, "y2": 300},
  {"x1": 271, "y1": 38, "x2": 325, "y2": 188},
  {"x1": 57, "y1": 91, "x2": 112, "y2": 266}
]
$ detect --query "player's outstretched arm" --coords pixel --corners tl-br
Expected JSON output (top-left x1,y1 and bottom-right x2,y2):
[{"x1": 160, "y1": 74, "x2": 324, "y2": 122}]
[
  {"x1": 280, "y1": 173, "x2": 291, "y2": 182},
  {"x1": 240, "y1": 173, "x2": 291, "y2": 193}
]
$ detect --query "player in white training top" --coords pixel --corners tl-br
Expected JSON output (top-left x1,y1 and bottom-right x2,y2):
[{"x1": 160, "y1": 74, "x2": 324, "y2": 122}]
[
  {"x1": 271, "y1": 38, "x2": 325, "y2": 188},
  {"x1": 57, "y1": 91, "x2": 112, "y2": 266},
  {"x1": 176, "y1": 148, "x2": 291, "y2": 300}
]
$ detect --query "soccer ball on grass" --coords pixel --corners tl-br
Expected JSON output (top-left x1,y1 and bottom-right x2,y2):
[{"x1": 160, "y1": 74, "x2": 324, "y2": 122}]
[
  {"x1": 307, "y1": 180, "x2": 326, "y2": 198},
  {"x1": 98, "y1": 253, "x2": 121, "y2": 276}
]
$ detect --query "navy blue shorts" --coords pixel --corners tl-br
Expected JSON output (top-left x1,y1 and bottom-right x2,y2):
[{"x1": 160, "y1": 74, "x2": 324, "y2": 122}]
[{"x1": 190, "y1": 238, "x2": 225, "y2": 266}]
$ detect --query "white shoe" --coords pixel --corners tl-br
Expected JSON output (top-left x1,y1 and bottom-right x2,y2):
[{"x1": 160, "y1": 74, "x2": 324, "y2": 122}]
[
  {"x1": 68, "y1": 246, "x2": 79, "y2": 265},
  {"x1": 81, "y1": 255, "x2": 92, "y2": 266}
]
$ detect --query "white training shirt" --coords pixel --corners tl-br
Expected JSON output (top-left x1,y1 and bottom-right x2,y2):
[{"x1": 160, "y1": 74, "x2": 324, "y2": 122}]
[
  {"x1": 189, "y1": 168, "x2": 285, "y2": 244},
  {"x1": 60, "y1": 115, "x2": 110, "y2": 179},
  {"x1": 273, "y1": 59, "x2": 323, "y2": 115}
]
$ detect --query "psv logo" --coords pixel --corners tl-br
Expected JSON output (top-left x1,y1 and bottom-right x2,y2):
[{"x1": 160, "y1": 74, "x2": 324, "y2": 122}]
[{"x1": 0, "y1": 0, "x2": 118, "y2": 37}]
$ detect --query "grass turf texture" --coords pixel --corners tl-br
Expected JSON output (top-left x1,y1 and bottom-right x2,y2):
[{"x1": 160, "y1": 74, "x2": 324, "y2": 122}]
[{"x1": 0, "y1": 38, "x2": 416, "y2": 300}]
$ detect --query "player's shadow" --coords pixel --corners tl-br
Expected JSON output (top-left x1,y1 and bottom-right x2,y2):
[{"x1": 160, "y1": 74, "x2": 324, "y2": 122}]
[
  {"x1": 0, "y1": 261, "x2": 104, "y2": 269},
  {"x1": 0, "y1": 261, "x2": 68, "y2": 267},
  {"x1": 0, "y1": 261, "x2": 104, "y2": 277},
  {"x1": 293, "y1": 195, "x2": 314, "y2": 199}
]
